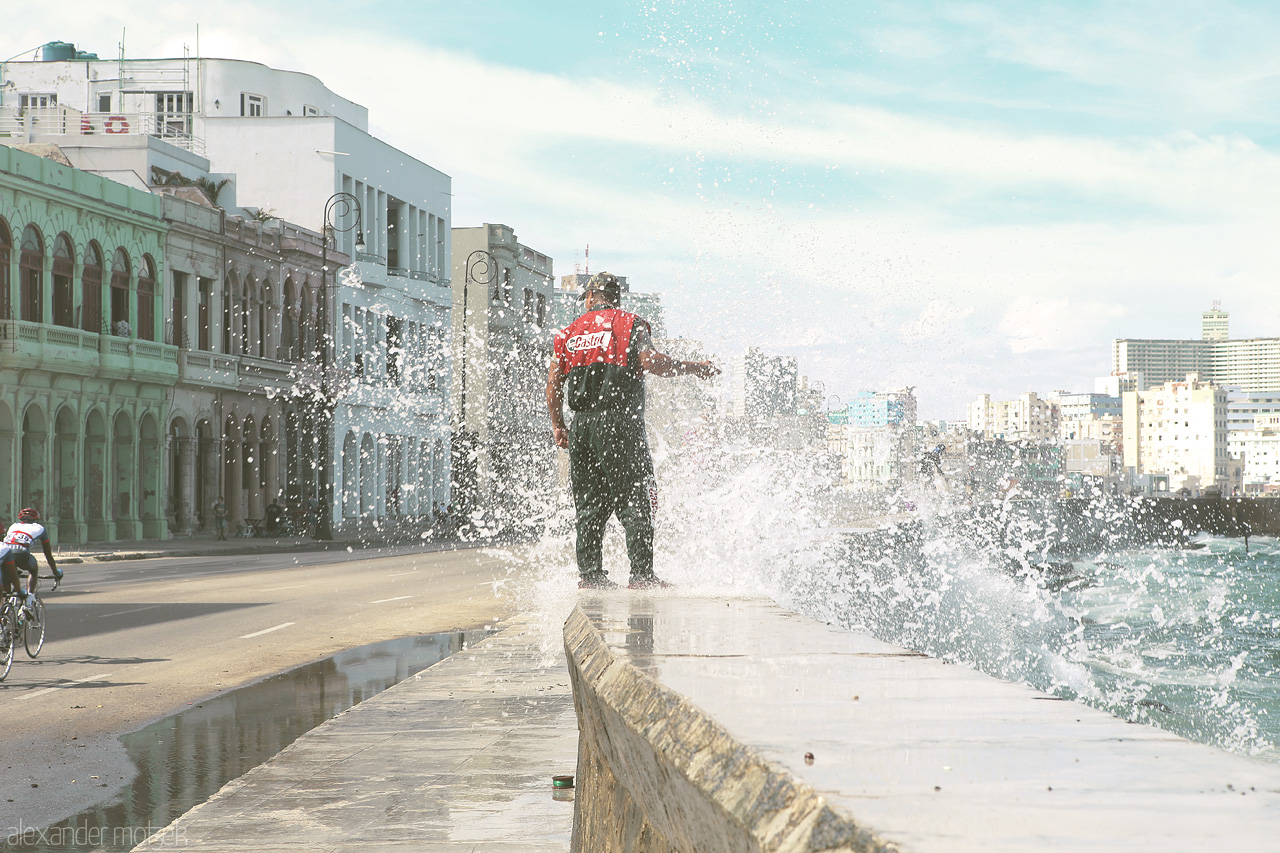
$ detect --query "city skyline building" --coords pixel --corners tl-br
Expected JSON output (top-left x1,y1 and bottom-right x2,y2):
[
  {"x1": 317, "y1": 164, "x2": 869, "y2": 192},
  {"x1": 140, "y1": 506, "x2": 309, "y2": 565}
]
[
  {"x1": 1122, "y1": 373, "x2": 1234, "y2": 494},
  {"x1": 1113, "y1": 306, "x2": 1280, "y2": 392},
  {"x1": 967, "y1": 391, "x2": 1058, "y2": 443},
  {"x1": 730, "y1": 347, "x2": 798, "y2": 421}
]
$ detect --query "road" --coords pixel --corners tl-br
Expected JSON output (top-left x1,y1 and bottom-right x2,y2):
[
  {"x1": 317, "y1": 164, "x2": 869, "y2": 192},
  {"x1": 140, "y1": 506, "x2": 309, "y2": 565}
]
[{"x1": 0, "y1": 544, "x2": 521, "y2": 834}]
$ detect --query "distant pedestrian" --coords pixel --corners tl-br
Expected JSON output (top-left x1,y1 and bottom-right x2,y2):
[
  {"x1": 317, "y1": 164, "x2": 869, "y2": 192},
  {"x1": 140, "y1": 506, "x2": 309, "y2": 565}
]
[
  {"x1": 213, "y1": 497, "x2": 228, "y2": 540},
  {"x1": 547, "y1": 271, "x2": 719, "y2": 590},
  {"x1": 265, "y1": 497, "x2": 284, "y2": 536},
  {"x1": 307, "y1": 496, "x2": 320, "y2": 538}
]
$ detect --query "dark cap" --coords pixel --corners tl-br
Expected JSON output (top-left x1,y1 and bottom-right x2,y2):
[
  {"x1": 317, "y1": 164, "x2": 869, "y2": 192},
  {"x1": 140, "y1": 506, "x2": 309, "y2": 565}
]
[{"x1": 580, "y1": 271, "x2": 621, "y2": 304}]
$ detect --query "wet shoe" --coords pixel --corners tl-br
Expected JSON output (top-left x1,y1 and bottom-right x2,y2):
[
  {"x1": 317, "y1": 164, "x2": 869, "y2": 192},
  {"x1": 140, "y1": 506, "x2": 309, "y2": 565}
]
[
  {"x1": 628, "y1": 575, "x2": 673, "y2": 590},
  {"x1": 578, "y1": 574, "x2": 619, "y2": 590}
]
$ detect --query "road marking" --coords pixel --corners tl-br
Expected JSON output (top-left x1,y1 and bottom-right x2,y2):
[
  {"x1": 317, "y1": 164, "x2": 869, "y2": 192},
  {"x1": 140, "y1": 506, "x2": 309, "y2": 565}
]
[
  {"x1": 370, "y1": 595, "x2": 413, "y2": 604},
  {"x1": 387, "y1": 570, "x2": 418, "y2": 577},
  {"x1": 263, "y1": 584, "x2": 307, "y2": 591},
  {"x1": 20, "y1": 673, "x2": 114, "y2": 701},
  {"x1": 97, "y1": 604, "x2": 164, "y2": 618},
  {"x1": 240, "y1": 622, "x2": 295, "y2": 639}
]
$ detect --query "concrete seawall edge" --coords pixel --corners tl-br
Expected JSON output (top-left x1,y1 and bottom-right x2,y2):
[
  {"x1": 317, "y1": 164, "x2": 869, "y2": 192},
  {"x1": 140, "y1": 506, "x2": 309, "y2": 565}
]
[{"x1": 563, "y1": 605, "x2": 896, "y2": 853}]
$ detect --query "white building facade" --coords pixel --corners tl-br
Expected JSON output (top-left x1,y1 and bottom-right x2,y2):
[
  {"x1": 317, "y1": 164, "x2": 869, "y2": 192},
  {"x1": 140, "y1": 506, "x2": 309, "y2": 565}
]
[
  {"x1": 967, "y1": 392, "x2": 1058, "y2": 442},
  {"x1": 1122, "y1": 374, "x2": 1234, "y2": 493},
  {"x1": 451, "y1": 224, "x2": 556, "y2": 531},
  {"x1": 2, "y1": 51, "x2": 455, "y2": 535}
]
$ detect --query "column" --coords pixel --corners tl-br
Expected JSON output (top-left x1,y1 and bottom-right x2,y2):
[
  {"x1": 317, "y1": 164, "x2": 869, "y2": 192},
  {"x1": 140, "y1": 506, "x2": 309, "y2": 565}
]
[
  {"x1": 264, "y1": 435, "x2": 280, "y2": 507},
  {"x1": 0, "y1": 424, "x2": 14, "y2": 522},
  {"x1": 246, "y1": 441, "x2": 263, "y2": 521},
  {"x1": 224, "y1": 439, "x2": 243, "y2": 532},
  {"x1": 177, "y1": 437, "x2": 196, "y2": 534},
  {"x1": 199, "y1": 433, "x2": 219, "y2": 531},
  {"x1": 140, "y1": 430, "x2": 166, "y2": 539},
  {"x1": 85, "y1": 430, "x2": 108, "y2": 540},
  {"x1": 112, "y1": 431, "x2": 137, "y2": 541}
]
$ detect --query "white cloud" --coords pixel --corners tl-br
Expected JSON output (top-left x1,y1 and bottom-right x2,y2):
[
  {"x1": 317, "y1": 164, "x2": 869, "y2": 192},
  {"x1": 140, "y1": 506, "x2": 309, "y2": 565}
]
[{"x1": 8, "y1": 2, "x2": 1280, "y2": 420}]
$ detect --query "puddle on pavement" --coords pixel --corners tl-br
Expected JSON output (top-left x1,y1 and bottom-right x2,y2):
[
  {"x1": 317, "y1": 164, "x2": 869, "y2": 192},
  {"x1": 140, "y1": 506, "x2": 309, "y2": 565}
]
[{"x1": 5, "y1": 629, "x2": 488, "y2": 852}]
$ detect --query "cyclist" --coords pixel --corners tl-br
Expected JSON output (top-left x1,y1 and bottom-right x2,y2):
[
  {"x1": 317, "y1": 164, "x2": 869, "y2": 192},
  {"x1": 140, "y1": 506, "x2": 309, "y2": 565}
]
[{"x1": 1, "y1": 508, "x2": 62, "y2": 614}]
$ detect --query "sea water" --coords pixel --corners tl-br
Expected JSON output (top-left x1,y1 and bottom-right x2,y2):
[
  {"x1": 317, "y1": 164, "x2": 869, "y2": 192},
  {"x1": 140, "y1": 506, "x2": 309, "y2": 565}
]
[
  {"x1": 774, "y1": 505, "x2": 1280, "y2": 763},
  {"x1": 507, "y1": 409, "x2": 1280, "y2": 763}
]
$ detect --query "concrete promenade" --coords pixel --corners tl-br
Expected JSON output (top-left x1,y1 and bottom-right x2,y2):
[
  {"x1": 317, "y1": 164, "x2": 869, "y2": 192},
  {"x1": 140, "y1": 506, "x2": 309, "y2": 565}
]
[
  {"x1": 134, "y1": 613, "x2": 578, "y2": 852},
  {"x1": 113, "y1": 576, "x2": 1280, "y2": 850},
  {"x1": 570, "y1": 596, "x2": 1280, "y2": 851}
]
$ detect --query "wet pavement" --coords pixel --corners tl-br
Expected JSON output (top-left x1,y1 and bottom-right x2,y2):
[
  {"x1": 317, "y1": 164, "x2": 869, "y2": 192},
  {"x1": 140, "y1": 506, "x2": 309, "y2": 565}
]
[
  {"x1": 130, "y1": 615, "x2": 576, "y2": 852},
  {"x1": 6, "y1": 632, "x2": 488, "y2": 852},
  {"x1": 47, "y1": 591, "x2": 1280, "y2": 851}
]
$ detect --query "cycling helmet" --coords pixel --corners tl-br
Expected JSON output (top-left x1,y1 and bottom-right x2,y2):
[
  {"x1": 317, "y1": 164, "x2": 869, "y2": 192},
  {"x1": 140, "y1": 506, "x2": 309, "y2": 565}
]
[{"x1": 17, "y1": 507, "x2": 38, "y2": 521}]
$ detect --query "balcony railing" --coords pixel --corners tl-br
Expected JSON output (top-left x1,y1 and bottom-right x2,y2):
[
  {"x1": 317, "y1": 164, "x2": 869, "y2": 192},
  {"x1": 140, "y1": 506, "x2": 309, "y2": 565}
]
[
  {"x1": 0, "y1": 318, "x2": 177, "y2": 380},
  {"x1": 0, "y1": 106, "x2": 206, "y2": 156}
]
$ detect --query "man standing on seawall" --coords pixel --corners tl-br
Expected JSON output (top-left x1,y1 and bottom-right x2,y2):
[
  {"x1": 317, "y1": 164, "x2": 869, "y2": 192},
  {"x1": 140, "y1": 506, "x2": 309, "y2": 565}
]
[{"x1": 547, "y1": 272, "x2": 720, "y2": 589}]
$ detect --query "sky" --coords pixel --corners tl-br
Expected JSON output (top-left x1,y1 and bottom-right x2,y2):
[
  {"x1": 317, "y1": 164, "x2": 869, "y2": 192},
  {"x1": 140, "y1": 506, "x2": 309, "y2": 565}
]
[{"x1": 7, "y1": 0, "x2": 1280, "y2": 419}]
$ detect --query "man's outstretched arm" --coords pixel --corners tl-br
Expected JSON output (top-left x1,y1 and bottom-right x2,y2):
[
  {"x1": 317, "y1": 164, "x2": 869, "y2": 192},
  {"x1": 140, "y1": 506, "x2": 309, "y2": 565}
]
[
  {"x1": 546, "y1": 358, "x2": 570, "y2": 448},
  {"x1": 638, "y1": 349, "x2": 720, "y2": 379}
]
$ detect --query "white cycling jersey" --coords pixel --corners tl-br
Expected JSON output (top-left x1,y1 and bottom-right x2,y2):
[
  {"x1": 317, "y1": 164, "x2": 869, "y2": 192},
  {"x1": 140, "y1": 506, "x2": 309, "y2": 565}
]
[{"x1": 3, "y1": 521, "x2": 48, "y2": 552}]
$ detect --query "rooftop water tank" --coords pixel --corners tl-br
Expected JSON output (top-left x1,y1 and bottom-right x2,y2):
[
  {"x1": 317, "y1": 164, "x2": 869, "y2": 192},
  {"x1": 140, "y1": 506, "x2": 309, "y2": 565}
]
[
  {"x1": 40, "y1": 42, "x2": 77, "y2": 62},
  {"x1": 74, "y1": 51, "x2": 100, "y2": 61}
]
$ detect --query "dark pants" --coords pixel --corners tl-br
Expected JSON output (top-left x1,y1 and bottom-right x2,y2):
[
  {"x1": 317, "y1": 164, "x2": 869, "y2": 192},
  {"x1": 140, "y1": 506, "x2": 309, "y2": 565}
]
[
  {"x1": 1, "y1": 550, "x2": 34, "y2": 593},
  {"x1": 568, "y1": 410, "x2": 655, "y2": 581}
]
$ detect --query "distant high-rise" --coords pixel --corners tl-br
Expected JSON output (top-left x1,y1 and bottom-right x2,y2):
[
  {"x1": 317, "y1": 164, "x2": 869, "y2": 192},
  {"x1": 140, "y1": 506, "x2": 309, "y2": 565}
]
[
  {"x1": 1202, "y1": 302, "x2": 1229, "y2": 341},
  {"x1": 1113, "y1": 305, "x2": 1279, "y2": 392},
  {"x1": 730, "y1": 348, "x2": 798, "y2": 420}
]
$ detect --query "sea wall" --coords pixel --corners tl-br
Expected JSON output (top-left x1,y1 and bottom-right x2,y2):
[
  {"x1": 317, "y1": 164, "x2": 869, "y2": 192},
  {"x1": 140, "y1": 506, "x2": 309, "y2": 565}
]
[
  {"x1": 919, "y1": 496, "x2": 1280, "y2": 562},
  {"x1": 564, "y1": 596, "x2": 1280, "y2": 853},
  {"x1": 563, "y1": 605, "x2": 892, "y2": 853}
]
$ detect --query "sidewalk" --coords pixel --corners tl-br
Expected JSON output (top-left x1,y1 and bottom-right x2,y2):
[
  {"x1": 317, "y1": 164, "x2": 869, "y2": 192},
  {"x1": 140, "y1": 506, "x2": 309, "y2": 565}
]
[
  {"x1": 53, "y1": 533, "x2": 474, "y2": 563},
  {"x1": 134, "y1": 614, "x2": 577, "y2": 852}
]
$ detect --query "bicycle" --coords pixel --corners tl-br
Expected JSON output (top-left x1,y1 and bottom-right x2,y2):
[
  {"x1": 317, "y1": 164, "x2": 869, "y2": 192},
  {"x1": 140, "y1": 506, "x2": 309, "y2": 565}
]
[
  {"x1": 0, "y1": 595, "x2": 14, "y2": 681},
  {"x1": 0, "y1": 587, "x2": 45, "y2": 664}
]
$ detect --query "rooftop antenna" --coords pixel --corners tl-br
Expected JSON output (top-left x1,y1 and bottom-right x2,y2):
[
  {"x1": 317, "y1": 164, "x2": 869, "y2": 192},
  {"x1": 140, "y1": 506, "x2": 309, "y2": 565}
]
[
  {"x1": 585, "y1": 243, "x2": 590, "y2": 275},
  {"x1": 1212, "y1": 299, "x2": 1222, "y2": 311}
]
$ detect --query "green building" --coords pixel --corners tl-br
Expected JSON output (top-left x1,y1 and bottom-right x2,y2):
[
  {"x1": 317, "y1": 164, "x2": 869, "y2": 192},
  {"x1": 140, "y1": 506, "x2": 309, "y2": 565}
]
[{"x1": 0, "y1": 144, "x2": 172, "y2": 542}]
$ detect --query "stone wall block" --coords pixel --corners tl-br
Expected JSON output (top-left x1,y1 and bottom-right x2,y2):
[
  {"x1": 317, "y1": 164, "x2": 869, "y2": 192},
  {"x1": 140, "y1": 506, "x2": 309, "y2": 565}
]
[{"x1": 564, "y1": 606, "x2": 898, "y2": 853}]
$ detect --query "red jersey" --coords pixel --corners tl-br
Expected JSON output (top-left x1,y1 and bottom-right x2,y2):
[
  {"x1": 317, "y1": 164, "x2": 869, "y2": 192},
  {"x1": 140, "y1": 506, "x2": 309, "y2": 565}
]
[{"x1": 553, "y1": 308, "x2": 651, "y2": 414}]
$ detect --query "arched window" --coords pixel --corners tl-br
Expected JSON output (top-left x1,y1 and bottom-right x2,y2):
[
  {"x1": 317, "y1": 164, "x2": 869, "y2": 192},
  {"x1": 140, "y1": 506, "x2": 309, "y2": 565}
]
[
  {"x1": 257, "y1": 281, "x2": 268, "y2": 358},
  {"x1": 282, "y1": 277, "x2": 298, "y2": 359},
  {"x1": 222, "y1": 273, "x2": 236, "y2": 354},
  {"x1": 19, "y1": 225, "x2": 44, "y2": 323},
  {"x1": 81, "y1": 242, "x2": 103, "y2": 333},
  {"x1": 300, "y1": 285, "x2": 313, "y2": 355},
  {"x1": 240, "y1": 276, "x2": 251, "y2": 356},
  {"x1": 110, "y1": 248, "x2": 131, "y2": 335},
  {"x1": 52, "y1": 234, "x2": 75, "y2": 328},
  {"x1": 0, "y1": 217, "x2": 11, "y2": 320},
  {"x1": 137, "y1": 255, "x2": 156, "y2": 341}
]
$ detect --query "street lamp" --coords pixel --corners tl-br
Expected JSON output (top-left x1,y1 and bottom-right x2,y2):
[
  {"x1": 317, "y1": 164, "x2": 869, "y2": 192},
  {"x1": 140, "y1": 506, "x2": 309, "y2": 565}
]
[
  {"x1": 459, "y1": 248, "x2": 496, "y2": 421},
  {"x1": 455, "y1": 248, "x2": 496, "y2": 515},
  {"x1": 315, "y1": 192, "x2": 364, "y2": 540}
]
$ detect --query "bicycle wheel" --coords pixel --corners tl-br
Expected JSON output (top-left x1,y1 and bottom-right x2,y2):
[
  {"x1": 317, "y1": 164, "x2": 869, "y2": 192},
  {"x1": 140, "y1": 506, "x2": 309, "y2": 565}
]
[
  {"x1": 24, "y1": 597, "x2": 45, "y2": 657},
  {"x1": 0, "y1": 606, "x2": 14, "y2": 681}
]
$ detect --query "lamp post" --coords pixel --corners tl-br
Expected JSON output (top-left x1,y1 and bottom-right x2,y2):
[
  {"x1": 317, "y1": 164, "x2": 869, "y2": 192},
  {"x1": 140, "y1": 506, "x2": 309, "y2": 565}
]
[
  {"x1": 315, "y1": 192, "x2": 364, "y2": 540},
  {"x1": 455, "y1": 248, "x2": 496, "y2": 516},
  {"x1": 459, "y1": 248, "x2": 496, "y2": 422}
]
